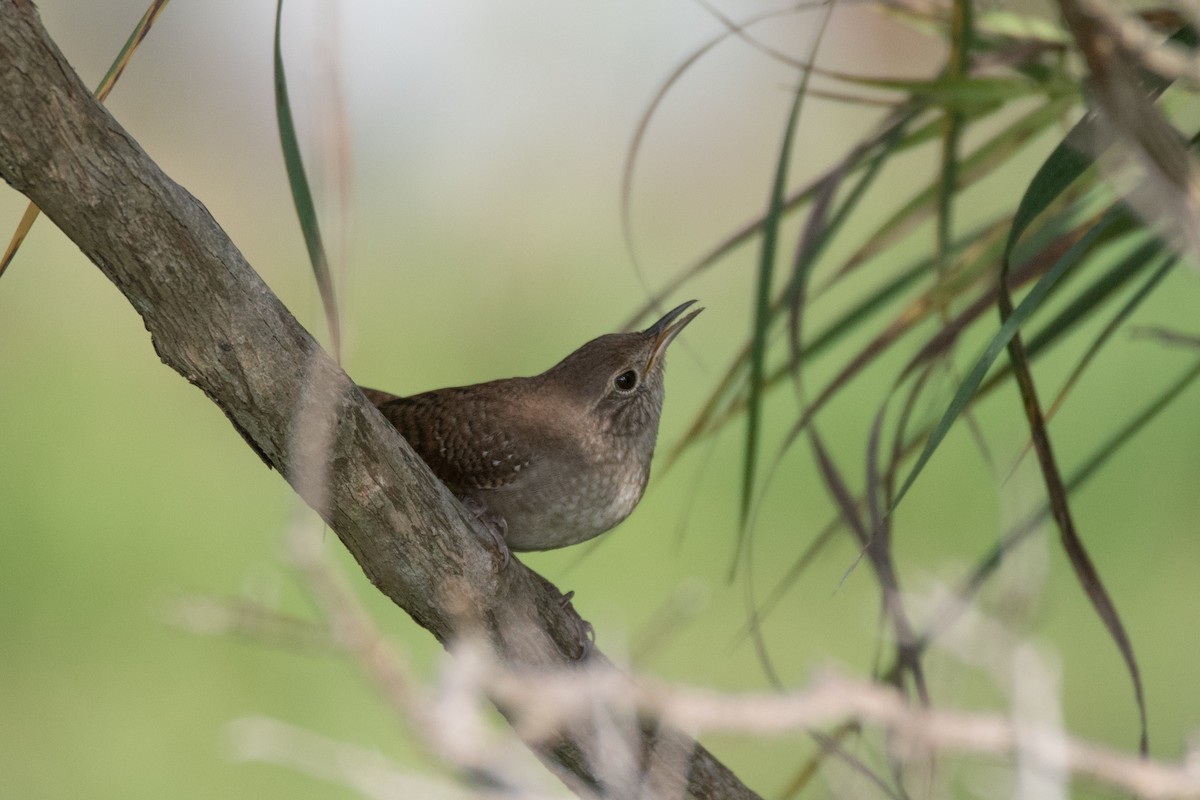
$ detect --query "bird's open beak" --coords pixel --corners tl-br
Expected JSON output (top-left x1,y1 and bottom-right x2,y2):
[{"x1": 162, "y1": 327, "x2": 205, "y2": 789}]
[{"x1": 644, "y1": 300, "x2": 702, "y2": 373}]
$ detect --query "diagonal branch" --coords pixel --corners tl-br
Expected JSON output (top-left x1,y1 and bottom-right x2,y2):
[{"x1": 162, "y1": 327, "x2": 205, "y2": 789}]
[{"x1": 0, "y1": 3, "x2": 759, "y2": 798}]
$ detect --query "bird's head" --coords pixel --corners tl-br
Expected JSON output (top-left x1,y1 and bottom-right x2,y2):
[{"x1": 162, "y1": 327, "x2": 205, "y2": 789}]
[{"x1": 542, "y1": 300, "x2": 702, "y2": 440}]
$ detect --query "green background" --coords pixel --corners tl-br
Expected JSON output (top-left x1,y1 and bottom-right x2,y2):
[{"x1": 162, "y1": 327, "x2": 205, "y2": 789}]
[{"x1": 2, "y1": 1, "x2": 1198, "y2": 797}]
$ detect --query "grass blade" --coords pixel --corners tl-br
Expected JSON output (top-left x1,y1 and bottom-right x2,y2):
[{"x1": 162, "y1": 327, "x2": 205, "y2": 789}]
[
  {"x1": 918, "y1": 352, "x2": 1199, "y2": 649},
  {"x1": 891, "y1": 206, "x2": 1124, "y2": 507},
  {"x1": 621, "y1": 103, "x2": 927, "y2": 330},
  {"x1": 273, "y1": 0, "x2": 342, "y2": 360},
  {"x1": 0, "y1": 0, "x2": 171, "y2": 278},
  {"x1": 999, "y1": 226, "x2": 1150, "y2": 759},
  {"x1": 739, "y1": 78, "x2": 808, "y2": 533},
  {"x1": 620, "y1": 3, "x2": 802, "y2": 280}
]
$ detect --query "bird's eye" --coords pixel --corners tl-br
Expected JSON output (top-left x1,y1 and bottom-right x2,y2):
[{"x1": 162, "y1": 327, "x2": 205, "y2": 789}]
[{"x1": 613, "y1": 369, "x2": 639, "y2": 392}]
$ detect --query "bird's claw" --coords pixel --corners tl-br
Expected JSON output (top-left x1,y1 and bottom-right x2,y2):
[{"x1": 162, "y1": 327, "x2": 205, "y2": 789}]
[
  {"x1": 478, "y1": 514, "x2": 511, "y2": 571},
  {"x1": 557, "y1": 590, "x2": 594, "y2": 660},
  {"x1": 462, "y1": 498, "x2": 511, "y2": 570}
]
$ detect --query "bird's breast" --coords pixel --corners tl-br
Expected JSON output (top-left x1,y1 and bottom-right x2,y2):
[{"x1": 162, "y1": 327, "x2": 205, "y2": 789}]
[{"x1": 497, "y1": 451, "x2": 650, "y2": 551}]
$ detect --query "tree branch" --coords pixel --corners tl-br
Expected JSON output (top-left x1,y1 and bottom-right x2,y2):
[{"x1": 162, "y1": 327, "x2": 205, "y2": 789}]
[{"x1": 0, "y1": 3, "x2": 760, "y2": 798}]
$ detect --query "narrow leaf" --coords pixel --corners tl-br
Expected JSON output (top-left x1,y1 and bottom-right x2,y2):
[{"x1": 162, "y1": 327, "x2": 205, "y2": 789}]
[
  {"x1": 273, "y1": 0, "x2": 342, "y2": 360},
  {"x1": 892, "y1": 207, "x2": 1124, "y2": 507},
  {"x1": 740, "y1": 82, "x2": 808, "y2": 527},
  {"x1": 0, "y1": 0, "x2": 171, "y2": 279}
]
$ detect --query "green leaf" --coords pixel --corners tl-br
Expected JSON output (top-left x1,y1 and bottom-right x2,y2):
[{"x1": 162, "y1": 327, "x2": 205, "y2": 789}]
[
  {"x1": 891, "y1": 207, "x2": 1124, "y2": 507},
  {"x1": 742, "y1": 82, "x2": 806, "y2": 526},
  {"x1": 273, "y1": 0, "x2": 342, "y2": 360},
  {"x1": 847, "y1": 75, "x2": 1069, "y2": 108}
]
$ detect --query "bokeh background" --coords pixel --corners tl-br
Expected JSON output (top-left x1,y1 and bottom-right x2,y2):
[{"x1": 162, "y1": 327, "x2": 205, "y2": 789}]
[{"x1": 2, "y1": 1, "x2": 1199, "y2": 797}]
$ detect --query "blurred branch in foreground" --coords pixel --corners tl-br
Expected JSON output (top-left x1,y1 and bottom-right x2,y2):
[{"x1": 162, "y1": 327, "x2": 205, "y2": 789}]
[{"x1": 195, "y1": 518, "x2": 1200, "y2": 800}]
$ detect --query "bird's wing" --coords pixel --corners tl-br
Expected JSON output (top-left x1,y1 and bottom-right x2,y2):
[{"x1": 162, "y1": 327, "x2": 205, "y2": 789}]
[{"x1": 370, "y1": 388, "x2": 535, "y2": 492}]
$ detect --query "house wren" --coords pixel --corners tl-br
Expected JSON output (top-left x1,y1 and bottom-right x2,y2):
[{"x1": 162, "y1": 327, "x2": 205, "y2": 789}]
[{"x1": 362, "y1": 300, "x2": 701, "y2": 557}]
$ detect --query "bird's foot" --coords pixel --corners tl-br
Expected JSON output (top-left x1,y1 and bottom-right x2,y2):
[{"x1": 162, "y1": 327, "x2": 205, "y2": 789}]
[
  {"x1": 476, "y1": 514, "x2": 512, "y2": 571},
  {"x1": 557, "y1": 590, "x2": 595, "y2": 660},
  {"x1": 461, "y1": 498, "x2": 511, "y2": 570}
]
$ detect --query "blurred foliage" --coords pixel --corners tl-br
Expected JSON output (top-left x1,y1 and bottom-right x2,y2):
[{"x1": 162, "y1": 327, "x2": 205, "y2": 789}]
[{"x1": 618, "y1": 1, "x2": 1200, "y2": 794}]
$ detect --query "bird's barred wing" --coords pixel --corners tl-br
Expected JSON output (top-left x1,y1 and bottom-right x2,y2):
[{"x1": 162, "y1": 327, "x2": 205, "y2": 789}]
[{"x1": 369, "y1": 388, "x2": 535, "y2": 492}]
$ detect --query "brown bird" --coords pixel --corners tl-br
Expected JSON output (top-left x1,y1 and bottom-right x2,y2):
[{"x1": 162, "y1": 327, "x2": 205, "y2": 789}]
[{"x1": 362, "y1": 300, "x2": 701, "y2": 558}]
